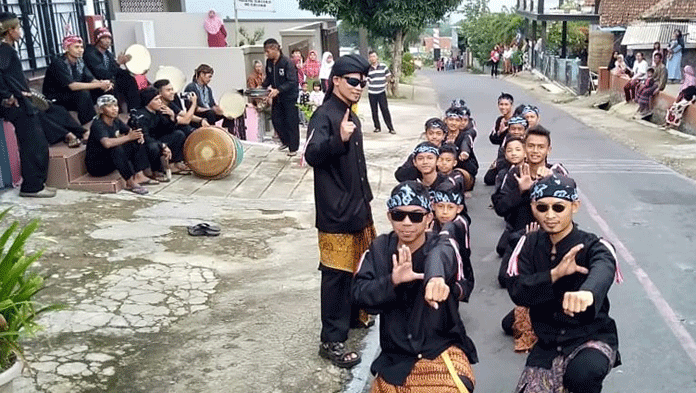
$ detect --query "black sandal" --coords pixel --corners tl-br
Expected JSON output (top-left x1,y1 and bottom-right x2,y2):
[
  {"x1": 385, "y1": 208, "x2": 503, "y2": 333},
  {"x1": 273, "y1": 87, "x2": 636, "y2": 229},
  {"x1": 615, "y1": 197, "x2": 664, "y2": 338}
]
[{"x1": 319, "y1": 342, "x2": 361, "y2": 369}]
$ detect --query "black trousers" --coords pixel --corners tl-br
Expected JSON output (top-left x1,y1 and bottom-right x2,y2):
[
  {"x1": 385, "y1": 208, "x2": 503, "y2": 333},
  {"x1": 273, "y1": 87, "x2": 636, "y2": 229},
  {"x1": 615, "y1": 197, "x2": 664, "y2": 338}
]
[
  {"x1": 114, "y1": 69, "x2": 141, "y2": 111},
  {"x1": 271, "y1": 97, "x2": 300, "y2": 152},
  {"x1": 86, "y1": 141, "x2": 149, "y2": 180},
  {"x1": 158, "y1": 129, "x2": 187, "y2": 163},
  {"x1": 368, "y1": 92, "x2": 394, "y2": 131},
  {"x1": 484, "y1": 165, "x2": 498, "y2": 186},
  {"x1": 53, "y1": 90, "x2": 96, "y2": 125},
  {"x1": 320, "y1": 265, "x2": 360, "y2": 343},
  {"x1": 563, "y1": 348, "x2": 611, "y2": 393},
  {"x1": 38, "y1": 104, "x2": 85, "y2": 145},
  {"x1": 491, "y1": 61, "x2": 499, "y2": 77},
  {"x1": 2, "y1": 106, "x2": 49, "y2": 193}
]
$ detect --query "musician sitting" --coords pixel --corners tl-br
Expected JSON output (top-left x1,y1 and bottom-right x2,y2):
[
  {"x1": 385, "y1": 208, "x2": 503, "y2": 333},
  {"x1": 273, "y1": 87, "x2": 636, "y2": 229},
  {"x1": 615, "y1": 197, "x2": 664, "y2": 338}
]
[
  {"x1": 84, "y1": 27, "x2": 141, "y2": 111},
  {"x1": 42, "y1": 35, "x2": 113, "y2": 126},
  {"x1": 86, "y1": 95, "x2": 152, "y2": 195},
  {"x1": 134, "y1": 87, "x2": 191, "y2": 180},
  {"x1": 183, "y1": 64, "x2": 233, "y2": 131},
  {"x1": 154, "y1": 79, "x2": 210, "y2": 137}
]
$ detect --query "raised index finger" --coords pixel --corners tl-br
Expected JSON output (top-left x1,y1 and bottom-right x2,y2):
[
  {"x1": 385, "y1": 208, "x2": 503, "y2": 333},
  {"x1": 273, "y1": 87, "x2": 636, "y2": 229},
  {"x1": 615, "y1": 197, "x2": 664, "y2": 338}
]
[{"x1": 343, "y1": 108, "x2": 351, "y2": 122}]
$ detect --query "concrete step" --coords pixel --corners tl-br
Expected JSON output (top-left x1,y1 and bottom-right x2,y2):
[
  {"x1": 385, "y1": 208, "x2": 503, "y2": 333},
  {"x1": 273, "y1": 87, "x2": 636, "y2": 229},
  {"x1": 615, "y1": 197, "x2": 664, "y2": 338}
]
[
  {"x1": 68, "y1": 172, "x2": 125, "y2": 193},
  {"x1": 47, "y1": 142, "x2": 124, "y2": 193}
]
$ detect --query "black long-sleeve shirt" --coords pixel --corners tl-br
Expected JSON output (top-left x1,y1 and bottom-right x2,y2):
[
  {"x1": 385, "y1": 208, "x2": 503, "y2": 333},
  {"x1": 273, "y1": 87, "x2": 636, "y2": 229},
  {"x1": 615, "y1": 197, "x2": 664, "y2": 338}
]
[
  {"x1": 506, "y1": 225, "x2": 620, "y2": 369},
  {"x1": 304, "y1": 94, "x2": 373, "y2": 233},
  {"x1": 394, "y1": 153, "x2": 419, "y2": 182},
  {"x1": 0, "y1": 43, "x2": 35, "y2": 115},
  {"x1": 43, "y1": 54, "x2": 96, "y2": 98},
  {"x1": 489, "y1": 115, "x2": 508, "y2": 145},
  {"x1": 352, "y1": 227, "x2": 477, "y2": 386},
  {"x1": 84, "y1": 44, "x2": 119, "y2": 80},
  {"x1": 492, "y1": 163, "x2": 568, "y2": 232},
  {"x1": 262, "y1": 55, "x2": 298, "y2": 101}
]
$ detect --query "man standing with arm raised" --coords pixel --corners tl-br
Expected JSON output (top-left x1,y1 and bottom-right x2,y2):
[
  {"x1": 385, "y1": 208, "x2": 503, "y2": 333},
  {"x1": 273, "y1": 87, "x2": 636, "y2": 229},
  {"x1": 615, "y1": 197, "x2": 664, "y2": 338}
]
[{"x1": 304, "y1": 54, "x2": 374, "y2": 369}]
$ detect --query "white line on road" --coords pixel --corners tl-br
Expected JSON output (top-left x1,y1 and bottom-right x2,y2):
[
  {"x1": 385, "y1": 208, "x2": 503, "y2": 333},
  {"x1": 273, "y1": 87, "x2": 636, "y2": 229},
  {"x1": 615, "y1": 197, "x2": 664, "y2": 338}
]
[
  {"x1": 580, "y1": 190, "x2": 696, "y2": 369},
  {"x1": 346, "y1": 318, "x2": 381, "y2": 393}
]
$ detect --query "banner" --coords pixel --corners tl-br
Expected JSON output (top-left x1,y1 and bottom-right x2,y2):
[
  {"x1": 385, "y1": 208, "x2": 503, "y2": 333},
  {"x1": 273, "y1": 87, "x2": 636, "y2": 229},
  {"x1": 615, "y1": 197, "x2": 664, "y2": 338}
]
[{"x1": 236, "y1": 0, "x2": 274, "y2": 12}]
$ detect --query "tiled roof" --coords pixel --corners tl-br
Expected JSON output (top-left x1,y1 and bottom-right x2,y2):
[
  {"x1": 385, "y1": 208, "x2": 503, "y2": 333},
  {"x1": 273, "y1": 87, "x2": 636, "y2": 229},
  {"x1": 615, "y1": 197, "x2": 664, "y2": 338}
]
[
  {"x1": 598, "y1": 0, "x2": 655, "y2": 27},
  {"x1": 642, "y1": 0, "x2": 696, "y2": 20}
]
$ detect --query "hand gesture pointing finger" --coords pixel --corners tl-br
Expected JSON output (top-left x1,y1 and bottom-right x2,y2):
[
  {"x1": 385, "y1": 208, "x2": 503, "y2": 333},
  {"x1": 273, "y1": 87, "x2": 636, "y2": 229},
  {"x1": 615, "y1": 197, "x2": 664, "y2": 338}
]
[
  {"x1": 340, "y1": 108, "x2": 355, "y2": 142},
  {"x1": 550, "y1": 244, "x2": 587, "y2": 283}
]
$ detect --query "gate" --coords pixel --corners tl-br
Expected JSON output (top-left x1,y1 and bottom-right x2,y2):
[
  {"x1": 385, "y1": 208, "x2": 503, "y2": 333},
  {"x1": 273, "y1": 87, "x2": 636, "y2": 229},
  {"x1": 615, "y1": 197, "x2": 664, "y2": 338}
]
[{"x1": 0, "y1": 0, "x2": 110, "y2": 72}]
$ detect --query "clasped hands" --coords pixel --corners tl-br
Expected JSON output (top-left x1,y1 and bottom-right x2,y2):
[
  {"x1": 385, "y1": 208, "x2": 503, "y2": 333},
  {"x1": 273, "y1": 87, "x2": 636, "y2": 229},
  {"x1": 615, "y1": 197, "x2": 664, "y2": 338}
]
[
  {"x1": 550, "y1": 244, "x2": 594, "y2": 317},
  {"x1": 391, "y1": 244, "x2": 449, "y2": 310}
]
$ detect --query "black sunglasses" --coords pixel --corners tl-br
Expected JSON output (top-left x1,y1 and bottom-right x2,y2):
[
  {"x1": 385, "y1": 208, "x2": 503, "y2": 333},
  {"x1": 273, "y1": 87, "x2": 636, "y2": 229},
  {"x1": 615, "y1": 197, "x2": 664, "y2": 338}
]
[
  {"x1": 343, "y1": 76, "x2": 367, "y2": 88},
  {"x1": 389, "y1": 210, "x2": 426, "y2": 223},
  {"x1": 534, "y1": 203, "x2": 567, "y2": 213}
]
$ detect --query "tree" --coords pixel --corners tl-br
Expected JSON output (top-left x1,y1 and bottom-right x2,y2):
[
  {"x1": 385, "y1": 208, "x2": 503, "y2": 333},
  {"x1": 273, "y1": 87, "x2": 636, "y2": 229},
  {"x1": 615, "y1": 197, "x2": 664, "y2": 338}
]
[
  {"x1": 299, "y1": 0, "x2": 461, "y2": 96},
  {"x1": 546, "y1": 22, "x2": 588, "y2": 58},
  {"x1": 238, "y1": 27, "x2": 265, "y2": 46},
  {"x1": 458, "y1": 8, "x2": 523, "y2": 66}
]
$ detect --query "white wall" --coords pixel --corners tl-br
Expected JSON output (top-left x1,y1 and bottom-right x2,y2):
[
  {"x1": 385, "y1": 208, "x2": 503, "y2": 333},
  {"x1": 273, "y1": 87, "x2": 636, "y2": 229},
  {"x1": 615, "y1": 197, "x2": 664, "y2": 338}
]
[{"x1": 116, "y1": 12, "x2": 209, "y2": 47}]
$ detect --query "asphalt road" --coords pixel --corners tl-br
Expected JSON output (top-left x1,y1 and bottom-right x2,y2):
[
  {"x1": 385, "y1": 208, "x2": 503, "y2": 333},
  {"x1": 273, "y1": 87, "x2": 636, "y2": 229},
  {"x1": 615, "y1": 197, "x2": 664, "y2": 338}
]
[{"x1": 422, "y1": 70, "x2": 696, "y2": 392}]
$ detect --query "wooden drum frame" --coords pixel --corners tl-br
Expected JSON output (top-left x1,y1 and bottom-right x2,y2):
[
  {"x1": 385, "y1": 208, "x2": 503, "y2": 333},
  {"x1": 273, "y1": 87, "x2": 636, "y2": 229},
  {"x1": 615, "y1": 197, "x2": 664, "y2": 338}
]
[{"x1": 183, "y1": 127, "x2": 244, "y2": 179}]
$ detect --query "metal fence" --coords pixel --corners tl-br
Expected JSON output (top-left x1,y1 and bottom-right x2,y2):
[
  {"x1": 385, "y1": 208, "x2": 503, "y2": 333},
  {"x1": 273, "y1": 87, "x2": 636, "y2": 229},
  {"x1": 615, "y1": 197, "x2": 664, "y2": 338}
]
[
  {"x1": 533, "y1": 50, "x2": 590, "y2": 95},
  {"x1": 0, "y1": 0, "x2": 111, "y2": 73}
]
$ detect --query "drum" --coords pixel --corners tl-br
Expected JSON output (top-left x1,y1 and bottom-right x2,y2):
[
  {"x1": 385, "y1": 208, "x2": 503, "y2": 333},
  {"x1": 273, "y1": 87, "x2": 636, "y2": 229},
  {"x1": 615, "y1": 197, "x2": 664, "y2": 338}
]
[
  {"x1": 124, "y1": 44, "x2": 152, "y2": 75},
  {"x1": 218, "y1": 91, "x2": 247, "y2": 119},
  {"x1": 184, "y1": 127, "x2": 244, "y2": 179},
  {"x1": 155, "y1": 66, "x2": 186, "y2": 92}
]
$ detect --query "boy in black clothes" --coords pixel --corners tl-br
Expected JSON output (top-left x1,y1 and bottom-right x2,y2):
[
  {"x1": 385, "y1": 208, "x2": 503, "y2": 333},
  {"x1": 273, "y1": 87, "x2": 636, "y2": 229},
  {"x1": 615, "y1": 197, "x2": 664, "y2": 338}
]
[
  {"x1": 485, "y1": 115, "x2": 528, "y2": 186},
  {"x1": 507, "y1": 174, "x2": 622, "y2": 393},
  {"x1": 395, "y1": 118, "x2": 447, "y2": 182},
  {"x1": 412, "y1": 142, "x2": 447, "y2": 190}
]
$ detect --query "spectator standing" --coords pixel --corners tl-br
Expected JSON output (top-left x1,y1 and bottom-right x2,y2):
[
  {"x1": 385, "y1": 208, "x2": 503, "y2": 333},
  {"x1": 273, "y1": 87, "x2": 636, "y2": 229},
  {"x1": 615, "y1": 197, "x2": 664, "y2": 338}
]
[
  {"x1": 319, "y1": 52, "x2": 334, "y2": 92},
  {"x1": 490, "y1": 45, "x2": 501, "y2": 78},
  {"x1": 291, "y1": 49, "x2": 305, "y2": 88},
  {"x1": 303, "y1": 50, "x2": 321, "y2": 83},
  {"x1": 667, "y1": 30, "x2": 685, "y2": 83},
  {"x1": 204, "y1": 10, "x2": 227, "y2": 47},
  {"x1": 367, "y1": 51, "x2": 395, "y2": 134}
]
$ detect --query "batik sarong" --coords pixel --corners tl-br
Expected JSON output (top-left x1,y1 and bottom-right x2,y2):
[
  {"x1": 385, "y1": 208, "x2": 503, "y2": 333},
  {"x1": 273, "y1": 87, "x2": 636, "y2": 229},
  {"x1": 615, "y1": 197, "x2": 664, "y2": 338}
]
[
  {"x1": 318, "y1": 225, "x2": 376, "y2": 273},
  {"x1": 513, "y1": 306, "x2": 538, "y2": 353}
]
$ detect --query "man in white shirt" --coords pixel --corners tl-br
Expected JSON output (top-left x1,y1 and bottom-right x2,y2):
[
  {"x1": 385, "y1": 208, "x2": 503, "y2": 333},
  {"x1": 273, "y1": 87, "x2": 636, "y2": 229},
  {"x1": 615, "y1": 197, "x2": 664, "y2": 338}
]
[{"x1": 624, "y1": 52, "x2": 648, "y2": 102}]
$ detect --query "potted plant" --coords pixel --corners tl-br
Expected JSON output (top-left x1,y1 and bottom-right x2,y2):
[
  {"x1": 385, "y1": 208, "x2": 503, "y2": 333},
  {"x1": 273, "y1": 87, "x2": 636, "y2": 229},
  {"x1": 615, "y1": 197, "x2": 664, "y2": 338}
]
[{"x1": 0, "y1": 208, "x2": 60, "y2": 392}]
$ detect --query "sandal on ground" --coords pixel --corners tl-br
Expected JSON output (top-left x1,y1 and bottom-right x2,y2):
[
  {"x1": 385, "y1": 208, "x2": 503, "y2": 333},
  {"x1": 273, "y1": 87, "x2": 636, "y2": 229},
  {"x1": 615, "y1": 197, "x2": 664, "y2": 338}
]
[
  {"x1": 318, "y1": 342, "x2": 361, "y2": 369},
  {"x1": 139, "y1": 179, "x2": 159, "y2": 186},
  {"x1": 187, "y1": 223, "x2": 221, "y2": 237},
  {"x1": 151, "y1": 173, "x2": 170, "y2": 183},
  {"x1": 66, "y1": 135, "x2": 81, "y2": 148},
  {"x1": 171, "y1": 168, "x2": 192, "y2": 175},
  {"x1": 125, "y1": 186, "x2": 148, "y2": 195}
]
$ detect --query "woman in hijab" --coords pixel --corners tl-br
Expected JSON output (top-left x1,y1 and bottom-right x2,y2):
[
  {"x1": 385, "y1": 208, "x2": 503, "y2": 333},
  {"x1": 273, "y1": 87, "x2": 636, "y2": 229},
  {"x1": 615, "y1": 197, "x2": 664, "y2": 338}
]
[
  {"x1": 667, "y1": 30, "x2": 684, "y2": 82},
  {"x1": 665, "y1": 65, "x2": 696, "y2": 129},
  {"x1": 611, "y1": 54, "x2": 628, "y2": 77},
  {"x1": 303, "y1": 50, "x2": 321, "y2": 82},
  {"x1": 318, "y1": 51, "x2": 334, "y2": 92},
  {"x1": 204, "y1": 10, "x2": 227, "y2": 47}
]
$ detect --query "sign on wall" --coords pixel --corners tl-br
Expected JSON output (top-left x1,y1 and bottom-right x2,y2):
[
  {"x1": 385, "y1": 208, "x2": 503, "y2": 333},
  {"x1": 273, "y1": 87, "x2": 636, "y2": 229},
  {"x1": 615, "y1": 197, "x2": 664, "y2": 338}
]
[{"x1": 235, "y1": 0, "x2": 274, "y2": 12}]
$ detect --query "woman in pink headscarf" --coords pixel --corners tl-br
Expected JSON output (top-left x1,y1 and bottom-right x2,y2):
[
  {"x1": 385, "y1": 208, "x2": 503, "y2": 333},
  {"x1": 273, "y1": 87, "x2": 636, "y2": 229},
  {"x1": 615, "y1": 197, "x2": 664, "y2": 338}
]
[
  {"x1": 303, "y1": 50, "x2": 321, "y2": 80},
  {"x1": 204, "y1": 10, "x2": 227, "y2": 47},
  {"x1": 664, "y1": 65, "x2": 696, "y2": 129}
]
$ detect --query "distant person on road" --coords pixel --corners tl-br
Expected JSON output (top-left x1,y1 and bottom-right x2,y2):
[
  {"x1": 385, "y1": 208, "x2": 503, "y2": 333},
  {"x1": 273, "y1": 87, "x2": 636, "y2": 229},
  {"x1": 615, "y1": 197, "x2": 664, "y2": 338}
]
[
  {"x1": 624, "y1": 52, "x2": 648, "y2": 102},
  {"x1": 367, "y1": 51, "x2": 395, "y2": 134},
  {"x1": 506, "y1": 174, "x2": 622, "y2": 393},
  {"x1": 353, "y1": 180, "x2": 477, "y2": 393},
  {"x1": 491, "y1": 45, "x2": 501, "y2": 78},
  {"x1": 304, "y1": 54, "x2": 374, "y2": 370}
]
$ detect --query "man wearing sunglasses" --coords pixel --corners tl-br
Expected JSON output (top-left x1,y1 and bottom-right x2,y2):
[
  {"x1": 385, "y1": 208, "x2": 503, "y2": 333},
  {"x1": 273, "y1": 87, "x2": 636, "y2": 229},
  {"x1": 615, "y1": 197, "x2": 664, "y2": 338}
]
[
  {"x1": 506, "y1": 174, "x2": 622, "y2": 393},
  {"x1": 492, "y1": 126, "x2": 568, "y2": 262},
  {"x1": 304, "y1": 54, "x2": 375, "y2": 369},
  {"x1": 353, "y1": 181, "x2": 477, "y2": 392}
]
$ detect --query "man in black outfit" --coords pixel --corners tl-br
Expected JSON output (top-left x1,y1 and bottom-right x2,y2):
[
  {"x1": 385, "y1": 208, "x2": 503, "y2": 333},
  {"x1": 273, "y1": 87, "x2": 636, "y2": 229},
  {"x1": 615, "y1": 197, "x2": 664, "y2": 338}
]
[
  {"x1": 43, "y1": 34, "x2": 112, "y2": 125},
  {"x1": 83, "y1": 26, "x2": 140, "y2": 111},
  {"x1": 507, "y1": 174, "x2": 621, "y2": 393},
  {"x1": 0, "y1": 12, "x2": 54, "y2": 197},
  {"x1": 262, "y1": 38, "x2": 300, "y2": 156},
  {"x1": 304, "y1": 54, "x2": 373, "y2": 369}
]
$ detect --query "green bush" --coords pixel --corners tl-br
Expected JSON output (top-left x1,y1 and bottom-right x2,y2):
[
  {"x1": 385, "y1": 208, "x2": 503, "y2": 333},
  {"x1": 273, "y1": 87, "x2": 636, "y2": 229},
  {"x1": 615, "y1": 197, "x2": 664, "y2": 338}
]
[{"x1": 402, "y1": 52, "x2": 415, "y2": 77}]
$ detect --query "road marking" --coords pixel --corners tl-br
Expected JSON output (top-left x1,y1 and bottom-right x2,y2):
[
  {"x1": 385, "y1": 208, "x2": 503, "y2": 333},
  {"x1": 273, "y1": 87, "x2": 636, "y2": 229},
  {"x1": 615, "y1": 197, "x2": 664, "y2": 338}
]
[
  {"x1": 580, "y1": 190, "x2": 696, "y2": 369},
  {"x1": 346, "y1": 318, "x2": 381, "y2": 393}
]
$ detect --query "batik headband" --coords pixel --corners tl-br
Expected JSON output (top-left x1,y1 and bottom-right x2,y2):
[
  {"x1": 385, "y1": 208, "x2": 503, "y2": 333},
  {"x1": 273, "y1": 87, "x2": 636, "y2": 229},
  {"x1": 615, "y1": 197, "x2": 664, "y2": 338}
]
[
  {"x1": 431, "y1": 189, "x2": 463, "y2": 205},
  {"x1": 531, "y1": 174, "x2": 579, "y2": 202},
  {"x1": 521, "y1": 105, "x2": 539, "y2": 116},
  {"x1": 508, "y1": 116, "x2": 528, "y2": 127},
  {"x1": 96, "y1": 94, "x2": 118, "y2": 108},
  {"x1": 444, "y1": 108, "x2": 464, "y2": 119},
  {"x1": 95, "y1": 27, "x2": 112, "y2": 42},
  {"x1": 412, "y1": 143, "x2": 440, "y2": 157},
  {"x1": 387, "y1": 182, "x2": 432, "y2": 212},
  {"x1": 62, "y1": 35, "x2": 83, "y2": 51}
]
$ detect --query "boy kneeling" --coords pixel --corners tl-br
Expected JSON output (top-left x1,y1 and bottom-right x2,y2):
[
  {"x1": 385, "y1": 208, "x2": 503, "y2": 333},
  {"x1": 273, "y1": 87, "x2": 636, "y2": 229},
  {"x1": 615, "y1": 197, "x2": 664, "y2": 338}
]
[
  {"x1": 507, "y1": 174, "x2": 622, "y2": 393},
  {"x1": 353, "y1": 181, "x2": 477, "y2": 392}
]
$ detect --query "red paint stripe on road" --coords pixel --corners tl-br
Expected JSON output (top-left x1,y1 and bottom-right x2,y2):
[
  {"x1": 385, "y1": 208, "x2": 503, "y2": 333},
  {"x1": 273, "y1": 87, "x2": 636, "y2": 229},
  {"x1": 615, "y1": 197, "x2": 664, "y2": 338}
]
[{"x1": 580, "y1": 190, "x2": 696, "y2": 368}]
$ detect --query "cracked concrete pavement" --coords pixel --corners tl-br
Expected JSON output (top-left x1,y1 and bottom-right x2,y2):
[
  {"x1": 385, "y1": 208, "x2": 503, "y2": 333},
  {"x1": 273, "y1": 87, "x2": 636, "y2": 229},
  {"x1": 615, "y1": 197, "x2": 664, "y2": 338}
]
[{"x1": 1, "y1": 74, "x2": 438, "y2": 393}]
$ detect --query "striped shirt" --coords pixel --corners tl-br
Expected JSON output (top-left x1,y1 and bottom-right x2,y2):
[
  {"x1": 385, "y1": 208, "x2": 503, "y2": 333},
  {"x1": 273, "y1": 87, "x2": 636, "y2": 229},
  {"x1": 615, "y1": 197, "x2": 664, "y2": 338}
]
[{"x1": 367, "y1": 62, "x2": 391, "y2": 95}]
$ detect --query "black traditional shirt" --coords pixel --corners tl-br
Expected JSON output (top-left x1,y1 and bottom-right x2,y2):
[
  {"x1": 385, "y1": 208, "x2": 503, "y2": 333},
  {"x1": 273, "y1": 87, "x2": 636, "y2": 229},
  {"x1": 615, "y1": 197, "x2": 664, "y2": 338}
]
[
  {"x1": 84, "y1": 44, "x2": 119, "y2": 80},
  {"x1": 0, "y1": 42, "x2": 34, "y2": 115},
  {"x1": 43, "y1": 54, "x2": 95, "y2": 98},
  {"x1": 506, "y1": 225, "x2": 621, "y2": 369},
  {"x1": 490, "y1": 115, "x2": 508, "y2": 145},
  {"x1": 352, "y1": 227, "x2": 477, "y2": 386},
  {"x1": 304, "y1": 94, "x2": 373, "y2": 233},
  {"x1": 262, "y1": 55, "x2": 298, "y2": 100},
  {"x1": 86, "y1": 118, "x2": 131, "y2": 168}
]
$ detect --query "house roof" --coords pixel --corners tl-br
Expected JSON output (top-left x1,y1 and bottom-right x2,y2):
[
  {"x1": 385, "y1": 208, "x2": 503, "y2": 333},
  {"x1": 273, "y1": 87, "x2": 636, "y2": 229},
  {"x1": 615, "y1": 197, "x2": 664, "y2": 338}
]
[
  {"x1": 641, "y1": 0, "x2": 696, "y2": 21},
  {"x1": 598, "y1": 0, "x2": 655, "y2": 27},
  {"x1": 621, "y1": 21, "x2": 696, "y2": 48}
]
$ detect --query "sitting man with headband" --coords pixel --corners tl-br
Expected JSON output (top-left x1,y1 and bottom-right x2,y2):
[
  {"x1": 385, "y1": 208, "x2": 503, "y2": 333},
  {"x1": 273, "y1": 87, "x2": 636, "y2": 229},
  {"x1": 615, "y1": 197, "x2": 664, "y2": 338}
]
[
  {"x1": 43, "y1": 34, "x2": 113, "y2": 125},
  {"x1": 353, "y1": 180, "x2": 477, "y2": 392},
  {"x1": 506, "y1": 174, "x2": 622, "y2": 393}
]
